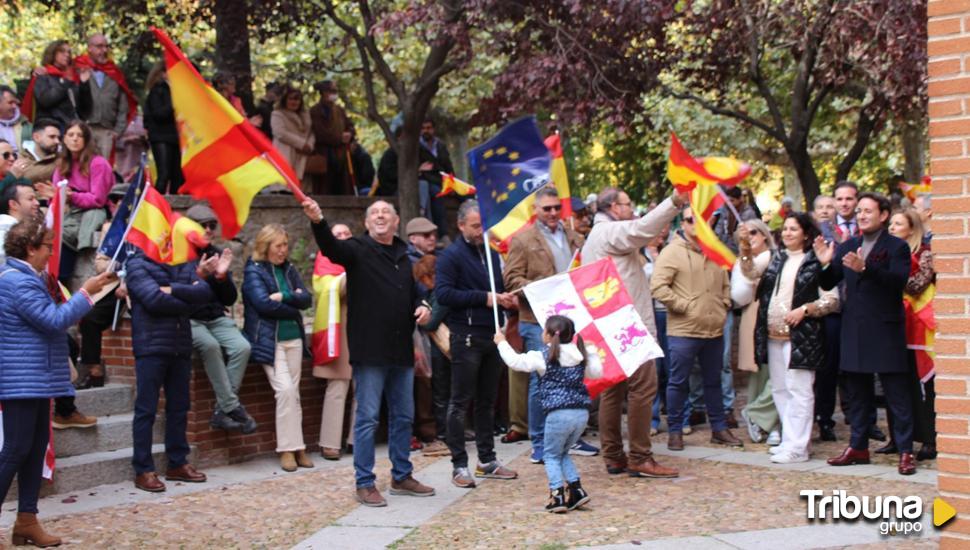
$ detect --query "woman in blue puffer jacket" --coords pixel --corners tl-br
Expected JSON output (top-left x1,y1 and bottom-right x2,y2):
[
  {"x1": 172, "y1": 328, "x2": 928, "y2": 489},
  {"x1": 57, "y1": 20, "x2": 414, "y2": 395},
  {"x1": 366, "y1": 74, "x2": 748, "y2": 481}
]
[
  {"x1": 0, "y1": 215, "x2": 114, "y2": 546},
  {"x1": 242, "y1": 223, "x2": 313, "y2": 473}
]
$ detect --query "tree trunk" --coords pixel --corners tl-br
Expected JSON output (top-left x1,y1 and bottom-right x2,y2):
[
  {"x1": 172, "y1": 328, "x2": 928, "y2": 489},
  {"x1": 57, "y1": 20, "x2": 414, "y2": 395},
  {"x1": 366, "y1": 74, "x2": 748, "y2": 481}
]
[
  {"x1": 785, "y1": 145, "x2": 821, "y2": 208},
  {"x1": 396, "y1": 131, "x2": 422, "y2": 233},
  {"x1": 214, "y1": 0, "x2": 254, "y2": 112},
  {"x1": 902, "y1": 110, "x2": 926, "y2": 185}
]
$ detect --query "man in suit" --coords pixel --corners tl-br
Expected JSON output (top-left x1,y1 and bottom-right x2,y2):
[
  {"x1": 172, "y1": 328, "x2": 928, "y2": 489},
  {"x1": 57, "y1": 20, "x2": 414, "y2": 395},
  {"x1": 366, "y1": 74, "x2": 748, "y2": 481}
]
[
  {"x1": 815, "y1": 192, "x2": 916, "y2": 475},
  {"x1": 504, "y1": 186, "x2": 590, "y2": 462}
]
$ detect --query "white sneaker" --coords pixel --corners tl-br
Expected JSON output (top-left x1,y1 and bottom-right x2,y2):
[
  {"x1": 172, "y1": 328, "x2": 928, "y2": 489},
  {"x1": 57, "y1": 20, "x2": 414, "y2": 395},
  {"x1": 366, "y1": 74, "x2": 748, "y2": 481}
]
[
  {"x1": 740, "y1": 409, "x2": 764, "y2": 443},
  {"x1": 766, "y1": 430, "x2": 782, "y2": 446},
  {"x1": 770, "y1": 450, "x2": 809, "y2": 464},
  {"x1": 768, "y1": 445, "x2": 786, "y2": 455},
  {"x1": 683, "y1": 425, "x2": 693, "y2": 435}
]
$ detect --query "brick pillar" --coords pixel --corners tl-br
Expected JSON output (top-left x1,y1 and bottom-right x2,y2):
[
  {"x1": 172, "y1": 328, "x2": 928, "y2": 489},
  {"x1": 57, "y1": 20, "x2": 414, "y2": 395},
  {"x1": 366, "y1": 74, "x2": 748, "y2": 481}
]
[{"x1": 929, "y1": 2, "x2": 970, "y2": 546}]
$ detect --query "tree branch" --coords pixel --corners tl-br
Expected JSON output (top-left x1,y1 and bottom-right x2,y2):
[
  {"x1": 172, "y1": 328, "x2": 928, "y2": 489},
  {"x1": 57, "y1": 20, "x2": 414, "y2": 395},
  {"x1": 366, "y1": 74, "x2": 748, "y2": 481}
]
[
  {"x1": 356, "y1": 0, "x2": 406, "y2": 100},
  {"x1": 665, "y1": 86, "x2": 785, "y2": 141},
  {"x1": 740, "y1": 0, "x2": 787, "y2": 137},
  {"x1": 835, "y1": 102, "x2": 885, "y2": 182}
]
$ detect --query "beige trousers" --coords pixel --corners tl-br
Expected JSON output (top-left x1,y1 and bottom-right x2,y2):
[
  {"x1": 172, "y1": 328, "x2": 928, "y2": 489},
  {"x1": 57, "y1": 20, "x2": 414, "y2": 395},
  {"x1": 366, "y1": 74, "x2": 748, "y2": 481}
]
[
  {"x1": 319, "y1": 379, "x2": 356, "y2": 449},
  {"x1": 90, "y1": 126, "x2": 116, "y2": 160},
  {"x1": 262, "y1": 339, "x2": 305, "y2": 452}
]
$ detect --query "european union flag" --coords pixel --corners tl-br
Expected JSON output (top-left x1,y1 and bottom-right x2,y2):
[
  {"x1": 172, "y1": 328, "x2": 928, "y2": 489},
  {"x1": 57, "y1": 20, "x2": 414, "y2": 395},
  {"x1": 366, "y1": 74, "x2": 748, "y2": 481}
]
[
  {"x1": 468, "y1": 116, "x2": 551, "y2": 230},
  {"x1": 97, "y1": 157, "x2": 148, "y2": 268}
]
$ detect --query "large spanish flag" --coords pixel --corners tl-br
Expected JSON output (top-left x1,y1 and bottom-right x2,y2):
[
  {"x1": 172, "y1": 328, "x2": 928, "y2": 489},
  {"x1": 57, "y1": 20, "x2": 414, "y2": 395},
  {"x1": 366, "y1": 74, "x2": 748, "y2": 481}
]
[
  {"x1": 127, "y1": 184, "x2": 206, "y2": 265},
  {"x1": 152, "y1": 27, "x2": 303, "y2": 239},
  {"x1": 311, "y1": 253, "x2": 346, "y2": 366}
]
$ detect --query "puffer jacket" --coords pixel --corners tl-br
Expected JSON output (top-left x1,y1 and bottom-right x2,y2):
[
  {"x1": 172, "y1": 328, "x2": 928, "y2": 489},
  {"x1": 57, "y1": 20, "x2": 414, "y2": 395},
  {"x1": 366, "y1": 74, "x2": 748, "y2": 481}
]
[
  {"x1": 754, "y1": 249, "x2": 831, "y2": 370},
  {"x1": 650, "y1": 232, "x2": 731, "y2": 338},
  {"x1": 126, "y1": 254, "x2": 213, "y2": 358},
  {"x1": 242, "y1": 259, "x2": 312, "y2": 365},
  {"x1": 0, "y1": 258, "x2": 93, "y2": 399}
]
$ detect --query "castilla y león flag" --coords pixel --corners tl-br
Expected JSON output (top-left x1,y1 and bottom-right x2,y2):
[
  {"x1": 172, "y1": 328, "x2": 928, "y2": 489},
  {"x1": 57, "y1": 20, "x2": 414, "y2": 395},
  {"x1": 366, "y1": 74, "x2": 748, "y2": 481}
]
[
  {"x1": 151, "y1": 27, "x2": 302, "y2": 239},
  {"x1": 523, "y1": 257, "x2": 663, "y2": 398}
]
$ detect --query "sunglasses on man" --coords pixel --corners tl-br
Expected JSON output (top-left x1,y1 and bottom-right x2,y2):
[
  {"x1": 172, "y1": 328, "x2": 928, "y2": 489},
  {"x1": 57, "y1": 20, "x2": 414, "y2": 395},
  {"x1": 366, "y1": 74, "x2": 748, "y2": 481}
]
[
  {"x1": 1, "y1": 151, "x2": 17, "y2": 161},
  {"x1": 540, "y1": 204, "x2": 562, "y2": 213},
  {"x1": 201, "y1": 221, "x2": 219, "y2": 231}
]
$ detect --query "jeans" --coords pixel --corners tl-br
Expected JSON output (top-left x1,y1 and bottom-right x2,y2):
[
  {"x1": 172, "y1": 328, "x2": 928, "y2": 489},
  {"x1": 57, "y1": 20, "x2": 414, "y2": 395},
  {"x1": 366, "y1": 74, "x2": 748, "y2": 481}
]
[
  {"x1": 352, "y1": 364, "x2": 414, "y2": 488},
  {"x1": 430, "y1": 343, "x2": 452, "y2": 440},
  {"x1": 667, "y1": 336, "x2": 727, "y2": 433},
  {"x1": 0, "y1": 399, "x2": 50, "y2": 513},
  {"x1": 446, "y1": 333, "x2": 502, "y2": 468},
  {"x1": 651, "y1": 310, "x2": 669, "y2": 429},
  {"x1": 720, "y1": 312, "x2": 736, "y2": 412},
  {"x1": 132, "y1": 354, "x2": 191, "y2": 474},
  {"x1": 192, "y1": 317, "x2": 252, "y2": 414},
  {"x1": 543, "y1": 408, "x2": 588, "y2": 490},
  {"x1": 520, "y1": 322, "x2": 546, "y2": 455}
]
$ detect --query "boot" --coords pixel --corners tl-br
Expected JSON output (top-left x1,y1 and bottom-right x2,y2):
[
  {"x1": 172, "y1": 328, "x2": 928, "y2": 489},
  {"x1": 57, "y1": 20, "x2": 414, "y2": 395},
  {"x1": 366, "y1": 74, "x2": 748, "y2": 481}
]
[
  {"x1": 12, "y1": 512, "x2": 62, "y2": 547},
  {"x1": 295, "y1": 450, "x2": 314, "y2": 469},
  {"x1": 280, "y1": 452, "x2": 297, "y2": 472},
  {"x1": 545, "y1": 487, "x2": 567, "y2": 513},
  {"x1": 567, "y1": 480, "x2": 590, "y2": 510},
  {"x1": 75, "y1": 363, "x2": 105, "y2": 389}
]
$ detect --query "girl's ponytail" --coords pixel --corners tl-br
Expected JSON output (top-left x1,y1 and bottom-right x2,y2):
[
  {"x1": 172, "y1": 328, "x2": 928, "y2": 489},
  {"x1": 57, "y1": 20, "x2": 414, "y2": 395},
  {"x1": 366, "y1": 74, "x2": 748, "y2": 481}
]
[
  {"x1": 545, "y1": 315, "x2": 577, "y2": 364},
  {"x1": 575, "y1": 333, "x2": 587, "y2": 366}
]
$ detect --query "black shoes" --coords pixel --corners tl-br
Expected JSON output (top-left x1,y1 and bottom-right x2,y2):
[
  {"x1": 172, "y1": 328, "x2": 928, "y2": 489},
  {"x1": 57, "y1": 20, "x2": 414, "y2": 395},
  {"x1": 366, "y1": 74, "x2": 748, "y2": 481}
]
[
  {"x1": 874, "y1": 440, "x2": 898, "y2": 454},
  {"x1": 546, "y1": 487, "x2": 567, "y2": 513},
  {"x1": 818, "y1": 425, "x2": 837, "y2": 441},
  {"x1": 869, "y1": 425, "x2": 887, "y2": 442},
  {"x1": 567, "y1": 481, "x2": 590, "y2": 510},
  {"x1": 210, "y1": 405, "x2": 258, "y2": 433},
  {"x1": 229, "y1": 405, "x2": 258, "y2": 434}
]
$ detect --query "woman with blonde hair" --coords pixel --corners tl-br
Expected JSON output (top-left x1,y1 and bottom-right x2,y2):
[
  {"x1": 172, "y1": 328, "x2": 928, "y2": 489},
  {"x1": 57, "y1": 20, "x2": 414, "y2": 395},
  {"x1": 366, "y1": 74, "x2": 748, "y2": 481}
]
[{"x1": 242, "y1": 224, "x2": 313, "y2": 471}]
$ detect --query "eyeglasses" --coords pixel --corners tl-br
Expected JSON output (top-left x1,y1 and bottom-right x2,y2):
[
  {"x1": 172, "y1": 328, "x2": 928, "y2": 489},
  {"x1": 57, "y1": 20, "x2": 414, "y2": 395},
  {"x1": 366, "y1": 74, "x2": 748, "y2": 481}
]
[
  {"x1": 1, "y1": 151, "x2": 17, "y2": 161},
  {"x1": 682, "y1": 217, "x2": 695, "y2": 224},
  {"x1": 201, "y1": 222, "x2": 218, "y2": 231},
  {"x1": 615, "y1": 201, "x2": 632, "y2": 207},
  {"x1": 540, "y1": 205, "x2": 562, "y2": 213}
]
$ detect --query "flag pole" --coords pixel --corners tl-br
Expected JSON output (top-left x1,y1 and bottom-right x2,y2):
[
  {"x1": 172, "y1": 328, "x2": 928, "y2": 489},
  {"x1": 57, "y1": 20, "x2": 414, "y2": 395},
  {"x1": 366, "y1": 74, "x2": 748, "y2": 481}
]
[
  {"x1": 261, "y1": 152, "x2": 309, "y2": 203},
  {"x1": 482, "y1": 228, "x2": 501, "y2": 331},
  {"x1": 108, "y1": 162, "x2": 150, "y2": 272},
  {"x1": 715, "y1": 185, "x2": 744, "y2": 224}
]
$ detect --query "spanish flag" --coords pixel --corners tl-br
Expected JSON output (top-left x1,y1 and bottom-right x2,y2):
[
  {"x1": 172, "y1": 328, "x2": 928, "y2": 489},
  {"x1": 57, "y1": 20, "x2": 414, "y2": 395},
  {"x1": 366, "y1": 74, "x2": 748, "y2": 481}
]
[
  {"x1": 436, "y1": 172, "x2": 476, "y2": 197},
  {"x1": 905, "y1": 275, "x2": 936, "y2": 383},
  {"x1": 311, "y1": 253, "x2": 346, "y2": 366},
  {"x1": 127, "y1": 184, "x2": 206, "y2": 265},
  {"x1": 544, "y1": 132, "x2": 573, "y2": 218},
  {"x1": 152, "y1": 27, "x2": 302, "y2": 239},
  {"x1": 899, "y1": 176, "x2": 932, "y2": 202}
]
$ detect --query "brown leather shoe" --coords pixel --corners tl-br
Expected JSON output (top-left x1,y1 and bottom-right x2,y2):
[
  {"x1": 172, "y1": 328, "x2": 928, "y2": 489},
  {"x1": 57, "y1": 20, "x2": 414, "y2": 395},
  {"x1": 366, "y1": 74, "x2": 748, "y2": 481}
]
[
  {"x1": 726, "y1": 410, "x2": 739, "y2": 429},
  {"x1": 667, "y1": 432, "x2": 684, "y2": 451},
  {"x1": 898, "y1": 452, "x2": 917, "y2": 475},
  {"x1": 12, "y1": 512, "x2": 61, "y2": 547},
  {"x1": 390, "y1": 475, "x2": 436, "y2": 497},
  {"x1": 356, "y1": 486, "x2": 387, "y2": 507},
  {"x1": 711, "y1": 429, "x2": 743, "y2": 447},
  {"x1": 135, "y1": 472, "x2": 166, "y2": 492},
  {"x1": 321, "y1": 447, "x2": 341, "y2": 461},
  {"x1": 627, "y1": 457, "x2": 679, "y2": 478},
  {"x1": 827, "y1": 446, "x2": 871, "y2": 466},
  {"x1": 165, "y1": 463, "x2": 207, "y2": 482}
]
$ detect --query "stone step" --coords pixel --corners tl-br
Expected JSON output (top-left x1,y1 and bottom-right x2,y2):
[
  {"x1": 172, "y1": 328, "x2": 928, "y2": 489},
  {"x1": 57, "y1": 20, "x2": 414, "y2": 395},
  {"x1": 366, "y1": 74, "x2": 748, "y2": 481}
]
[
  {"x1": 72, "y1": 383, "x2": 134, "y2": 418},
  {"x1": 53, "y1": 413, "x2": 165, "y2": 458},
  {"x1": 6, "y1": 444, "x2": 198, "y2": 502}
]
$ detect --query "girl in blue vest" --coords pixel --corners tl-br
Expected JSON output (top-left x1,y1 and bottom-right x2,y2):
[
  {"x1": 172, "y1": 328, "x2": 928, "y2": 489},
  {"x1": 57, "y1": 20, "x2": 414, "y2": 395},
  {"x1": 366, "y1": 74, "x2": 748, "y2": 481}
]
[{"x1": 495, "y1": 315, "x2": 602, "y2": 512}]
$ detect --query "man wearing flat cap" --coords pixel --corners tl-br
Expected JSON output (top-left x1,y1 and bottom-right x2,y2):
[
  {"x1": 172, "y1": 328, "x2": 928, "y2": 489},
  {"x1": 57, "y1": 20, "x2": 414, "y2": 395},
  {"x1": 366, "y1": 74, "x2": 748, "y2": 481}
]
[
  {"x1": 310, "y1": 80, "x2": 352, "y2": 195},
  {"x1": 405, "y1": 217, "x2": 438, "y2": 264},
  {"x1": 186, "y1": 204, "x2": 256, "y2": 434}
]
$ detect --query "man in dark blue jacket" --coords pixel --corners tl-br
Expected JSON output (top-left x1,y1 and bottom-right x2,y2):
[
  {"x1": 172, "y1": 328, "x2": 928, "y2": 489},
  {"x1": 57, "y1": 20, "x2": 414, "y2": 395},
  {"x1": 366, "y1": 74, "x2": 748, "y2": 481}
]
[
  {"x1": 816, "y1": 192, "x2": 917, "y2": 476},
  {"x1": 436, "y1": 200, "x2": 518, "y2": 489},
  {"x1": 303, "y1": 198, "x2": 435, "y2": 508},
  {"x1": 126, "y1": 252, "x2": 213, "y2": 492}
]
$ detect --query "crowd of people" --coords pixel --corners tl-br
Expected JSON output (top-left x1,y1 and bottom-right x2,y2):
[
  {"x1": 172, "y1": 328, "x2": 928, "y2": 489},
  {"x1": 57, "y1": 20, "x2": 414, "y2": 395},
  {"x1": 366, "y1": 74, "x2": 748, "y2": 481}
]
[{"x1": 0, "y1": 32, "x2": 939, "y2": 545}]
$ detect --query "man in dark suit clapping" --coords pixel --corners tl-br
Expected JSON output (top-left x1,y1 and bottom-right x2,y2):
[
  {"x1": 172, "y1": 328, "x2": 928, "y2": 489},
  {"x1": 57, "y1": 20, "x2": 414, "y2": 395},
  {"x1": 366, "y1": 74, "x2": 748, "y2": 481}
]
[{"x1": 815, "y1": 192, "x2": 917, "y2": 475}]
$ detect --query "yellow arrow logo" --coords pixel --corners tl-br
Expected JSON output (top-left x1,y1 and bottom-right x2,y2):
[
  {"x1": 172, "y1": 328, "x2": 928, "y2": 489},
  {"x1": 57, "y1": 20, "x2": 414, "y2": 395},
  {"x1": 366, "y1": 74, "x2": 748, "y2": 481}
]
[{"x1": 934, "y1": 497, "x2": 956, "y2": 527}]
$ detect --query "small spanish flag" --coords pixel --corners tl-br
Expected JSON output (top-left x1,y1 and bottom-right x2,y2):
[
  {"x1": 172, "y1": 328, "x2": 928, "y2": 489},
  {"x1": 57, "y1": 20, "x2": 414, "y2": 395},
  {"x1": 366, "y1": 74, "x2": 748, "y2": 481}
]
[
  {"x1": 311, "y1": 253, "x2": 346, "y2": 366},
  {"x1": 899, "y1": 176, "x2": 931, "y2": 202},
  {"x1": 568, "y1": 249, "x2": 582, "y2": 270},
  {"x1": 436, "y1": 172, "x2": 476, "y2": 197},
  {"x1": 127, "y1": 185, "x2": 206, "y2": 265},
  {"x1": 544, "y1": 133, "x2": 573, "y2": 219}
]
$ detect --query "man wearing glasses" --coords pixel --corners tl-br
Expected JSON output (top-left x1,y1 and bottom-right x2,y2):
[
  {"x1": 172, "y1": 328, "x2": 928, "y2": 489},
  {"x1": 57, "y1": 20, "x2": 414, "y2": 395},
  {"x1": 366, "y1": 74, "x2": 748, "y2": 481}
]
[
  {"x1": 186, "y1": 204, "x2": 256, "y2": 434},
  {"x1": 504, "y1": 186, "x2": 592, "y2": 463},
  {"x1": 581, "y1": 187, "x2": 686, "y2": 478}
]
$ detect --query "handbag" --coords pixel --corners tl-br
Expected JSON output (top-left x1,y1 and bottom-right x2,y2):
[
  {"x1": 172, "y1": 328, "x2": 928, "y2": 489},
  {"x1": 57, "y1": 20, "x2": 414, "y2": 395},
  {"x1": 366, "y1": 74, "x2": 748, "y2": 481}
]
[
  {"x1": 305, "y1": 153, "x2": 327, "y2": 176},
  {"x1": 429, "y1": 324, "x2": 451, "y2": 360}
]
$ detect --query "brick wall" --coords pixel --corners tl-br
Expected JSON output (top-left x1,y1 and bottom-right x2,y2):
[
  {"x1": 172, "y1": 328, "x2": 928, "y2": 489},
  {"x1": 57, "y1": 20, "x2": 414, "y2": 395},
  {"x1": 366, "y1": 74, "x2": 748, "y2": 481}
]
[{"x1": 928, "y1": 2, "x2": 970, "y2": 546}]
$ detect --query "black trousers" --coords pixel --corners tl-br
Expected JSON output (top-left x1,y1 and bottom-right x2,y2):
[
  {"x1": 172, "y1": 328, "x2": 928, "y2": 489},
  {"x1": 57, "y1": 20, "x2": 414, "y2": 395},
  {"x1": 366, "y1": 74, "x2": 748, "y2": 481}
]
[
  {"x1": 884, "y1": 351, "x2": 937, "y2": 446},
  {"x1": 845, "y1": 371, "x2": 914, "y2": 453},
  {"x1": 430, "y1": 343, "x2": 452, "y2": 440},
  {"x1": 814, "y1": 314, "x2": 877, "y2": 430},
  {"x1": 446, "y1": 333, "x2": 501, "y2": 468},
  {"x1": 79, "y1": 293, "x2": 119, "y2": 365},
  {"x1": 0, "y1": 399, "x2": 50, "y2": 513},
  {"x1": 151, "y1": 141, "x2": 184, "y2": 194}
]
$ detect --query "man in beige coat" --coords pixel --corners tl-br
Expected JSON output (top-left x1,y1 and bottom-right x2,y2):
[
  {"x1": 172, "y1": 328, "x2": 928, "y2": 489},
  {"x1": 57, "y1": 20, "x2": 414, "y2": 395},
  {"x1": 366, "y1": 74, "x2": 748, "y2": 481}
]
[
  {"x1": 581, "y1": 187, "x2": 685, "y2": 478},
  {"x1": 650, "y1": 206, "x2": 742, "y2": 452}
]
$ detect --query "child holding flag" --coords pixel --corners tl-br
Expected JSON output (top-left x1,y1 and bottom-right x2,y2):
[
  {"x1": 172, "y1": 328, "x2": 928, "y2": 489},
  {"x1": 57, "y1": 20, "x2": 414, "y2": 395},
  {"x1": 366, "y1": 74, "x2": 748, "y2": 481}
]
[{"x1": 494, "y1": 316, "x2": 602, "y2": 513}]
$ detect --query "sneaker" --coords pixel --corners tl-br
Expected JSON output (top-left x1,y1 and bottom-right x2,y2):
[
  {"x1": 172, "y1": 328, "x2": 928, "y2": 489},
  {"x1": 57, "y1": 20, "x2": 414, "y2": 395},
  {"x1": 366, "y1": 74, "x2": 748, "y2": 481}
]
[
  {"x1": 530, "y1": 448, "x2": 544, "y2": 464},
  {"x1": 740, "y1": 409, "x2": 764, "y2": 443},
  {"x1": 569, "y1": 439, "x2": 600, "y2": 456},
  {"x1": 768, "y1": 445, "x2": 786, "y2": 455},
  {"x1": 452, "y1": 467, "x2": 476, "y2": 489},
  {"x1": 410, "y1": 436, "x2": 423, "y2": 452},
  {"x1": 475, "y1": 460, "x2": 518, "y2": 479},
  {"x1": 766, "y1": 430, "x2": 782, "y2": 446},
  {"x1": 546, "y1": 487, "x2": 568, "y2": 513},
  {"x1": 390, "y1": 475, "x2": 435, "y2": 497},
  {"x1": 650, "y1": 427, "x2": 659, "y2": 436},
  {"x1": 52, "y1": 411, "x2": 97, "y2": 429},
  {"x1": 421, "y1": 440, "x2": 450, "y2": 457},
  {"x1": 355, "y1": 486, "x2": 387, "y2": 507},
  {"x1": 770, "y1": 450, "x2": 809, "y2": 464},
  {"x1": 567, "y1": 480, "x2": 591, "y2": 510},
  {"x1": 228, "y1": 406, "x2": 257, "y2": 434},
  {"x1": 209, "y1": 409, "x2": 242, "y2": 431},
  {"x1": 682, "y1": 425, "x2": 693, "y2": 435}
]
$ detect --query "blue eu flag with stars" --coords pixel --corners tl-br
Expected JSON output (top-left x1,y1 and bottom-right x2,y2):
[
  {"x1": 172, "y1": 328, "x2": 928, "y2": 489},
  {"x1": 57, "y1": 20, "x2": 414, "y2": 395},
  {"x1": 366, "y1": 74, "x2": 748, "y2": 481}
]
[{"x1": 467, "y1": 116, "x2": 551, "y2": 231}]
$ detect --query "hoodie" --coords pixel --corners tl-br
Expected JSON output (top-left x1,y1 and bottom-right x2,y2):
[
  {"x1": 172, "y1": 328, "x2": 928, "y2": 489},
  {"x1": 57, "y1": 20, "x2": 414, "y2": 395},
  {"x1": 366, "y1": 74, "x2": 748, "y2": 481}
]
[
  {"x1": 0, "y1": 107, "x2": 24, "y2": 152},
  {"x1": 0, "y1": 213, "x2": 18, "y2": 264},
  {"x1": 497, "y1": 340, "x2": 603, "y2": 413}
]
